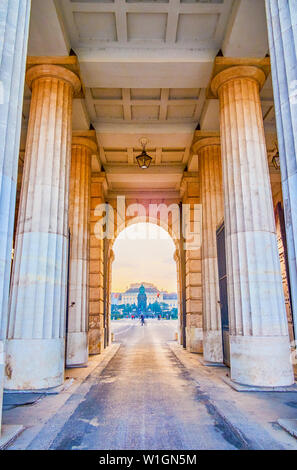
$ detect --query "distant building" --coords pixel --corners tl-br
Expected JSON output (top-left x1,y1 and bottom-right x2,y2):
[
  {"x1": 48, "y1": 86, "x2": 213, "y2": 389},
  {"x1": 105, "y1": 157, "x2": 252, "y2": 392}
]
[
  {"x1": 115, "y1": 282, "x2": 177, "y2": 309},
  {"x1": 163, "y1": 293, "x2": 178, "y2": 309}
]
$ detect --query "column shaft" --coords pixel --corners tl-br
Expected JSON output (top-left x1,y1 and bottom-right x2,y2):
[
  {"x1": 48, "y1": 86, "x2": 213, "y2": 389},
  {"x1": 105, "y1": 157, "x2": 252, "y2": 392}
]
[
  {"x1": 0, "y1": 0, "x2": 31, "y2": 430},
  {"x1": 198, "y1": 139, "x2": 224, "y2": 363},
  {"x1": 66, "y1": 138, "x2": 94, "y2": 367},
  {"x1": 265, "y1": 0, "x2": 297, "y2": 337},
  {"x1": 212, "y1": 66, "x2": 294, "y2": 386},
  {"x1": 6, "y1": 65, "x2": 80, "y2": 390}
]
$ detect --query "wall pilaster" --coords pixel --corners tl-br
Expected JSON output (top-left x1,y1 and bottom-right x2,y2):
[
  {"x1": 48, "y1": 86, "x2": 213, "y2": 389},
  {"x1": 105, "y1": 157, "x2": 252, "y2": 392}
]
[
  {"x1": 174, "y1": 249, "x2": 183, "y2": 345},
  {"x1": 181, "y1": 175, "x2": 203, "y2": 353},
  {"x1": 89, "y1": 174, "x2": 106, "y2": 354}
]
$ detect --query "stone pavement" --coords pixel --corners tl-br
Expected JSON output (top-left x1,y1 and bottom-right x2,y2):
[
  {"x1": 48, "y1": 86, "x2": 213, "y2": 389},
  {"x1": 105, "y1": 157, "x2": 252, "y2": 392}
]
[{"x1": 2, "y1": 320, "x2": 297, "y2": 450}]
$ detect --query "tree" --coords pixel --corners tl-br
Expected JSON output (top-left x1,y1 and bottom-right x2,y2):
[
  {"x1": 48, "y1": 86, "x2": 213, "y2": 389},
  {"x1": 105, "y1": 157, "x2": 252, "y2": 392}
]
[{"x1": 150, "y1": 301, "x2": 161, "y2": 314}]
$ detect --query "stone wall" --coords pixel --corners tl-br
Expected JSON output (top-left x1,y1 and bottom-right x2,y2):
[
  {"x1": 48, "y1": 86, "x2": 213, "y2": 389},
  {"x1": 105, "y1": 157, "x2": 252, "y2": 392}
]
[
  {"x1": 89, "y1": 175, "x2": 105, "y2": 354},
  {"x1": 182, "y1": 178, "x2": 203, "y2": 353}
]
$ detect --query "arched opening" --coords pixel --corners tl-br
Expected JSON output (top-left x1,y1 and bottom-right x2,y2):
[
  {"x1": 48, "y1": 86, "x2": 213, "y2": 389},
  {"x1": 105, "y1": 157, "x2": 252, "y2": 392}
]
[{"x1": 110, "y1": 222, "x2": 180, "y2": 345}]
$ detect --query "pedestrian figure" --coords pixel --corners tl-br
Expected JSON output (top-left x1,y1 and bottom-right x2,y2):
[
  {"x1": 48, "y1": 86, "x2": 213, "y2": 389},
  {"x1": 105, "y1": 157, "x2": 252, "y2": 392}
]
[{"x1": 140, "y1": 314, "x2": 145, "y2": 326}]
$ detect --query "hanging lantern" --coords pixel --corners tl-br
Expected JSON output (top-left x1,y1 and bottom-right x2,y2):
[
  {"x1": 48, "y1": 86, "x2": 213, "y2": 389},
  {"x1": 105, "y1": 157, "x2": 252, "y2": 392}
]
[
  {"x1": 272, "y1": 151, "x2": 280, "y2": 170},
  {"x1": 136, "y1": 138, "x2": 152, "y2": 169}
]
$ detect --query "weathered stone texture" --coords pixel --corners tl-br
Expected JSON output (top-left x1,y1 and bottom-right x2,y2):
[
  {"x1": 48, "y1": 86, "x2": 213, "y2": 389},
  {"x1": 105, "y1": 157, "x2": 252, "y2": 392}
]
[
  {"x1": 212, "y1": 65, "x2": 294, "y2": 386},
  {"x1": 183, "y1": 178, "x2": 203, "y2": 353},
  {"x1": 6, "y1": 64, "x2": 80, "y2": 390},
  {"x1": 88, "y1": 176, "x2": 104, "y2": 354},
  {"x1": 0, "y1": 0, "x2": 31, "y2": 429},
  {"x1": 266, "y1": 0, "x2": 297, "y2": 336}
]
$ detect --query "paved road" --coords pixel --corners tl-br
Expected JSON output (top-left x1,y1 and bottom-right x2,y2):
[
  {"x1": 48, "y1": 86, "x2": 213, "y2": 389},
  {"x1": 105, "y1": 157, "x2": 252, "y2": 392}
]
[{"x1": 47, "y1": 320, "x2": 241, "y2": 450}]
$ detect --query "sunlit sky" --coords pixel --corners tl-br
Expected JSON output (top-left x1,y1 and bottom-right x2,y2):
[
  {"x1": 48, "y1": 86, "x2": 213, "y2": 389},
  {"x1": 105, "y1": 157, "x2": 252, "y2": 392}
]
[{"x1": 112, "y1": 223, "x2": 177, "y2": 293}]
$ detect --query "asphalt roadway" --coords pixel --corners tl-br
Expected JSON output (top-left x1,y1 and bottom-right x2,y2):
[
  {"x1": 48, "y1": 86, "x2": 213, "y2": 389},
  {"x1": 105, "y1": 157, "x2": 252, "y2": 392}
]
[{"x1": 46, "y1": 319, "x2": 239, "y2": 450}]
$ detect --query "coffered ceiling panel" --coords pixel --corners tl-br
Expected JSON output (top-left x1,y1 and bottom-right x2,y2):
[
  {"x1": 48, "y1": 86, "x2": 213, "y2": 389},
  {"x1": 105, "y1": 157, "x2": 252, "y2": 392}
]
[
  {"x1": 131, "y1": 105, "x2": 160, "y2": 120},
  {"x1": 91, "y1": 88, "x2": 122, "y2": 99},
  {"x1": 176, "y1": 13, "x2": 219, "y2": 42},
  {"x1": 95, "y1": 104, "x2": 124, "y2": 119},
  {"x1": 131, "y1": 89, "x2": 161, "y2": 100},
  {"x1": 127, "y1": 13, "x2": 168, "y2": 41},
  {"x1": 59, "y1": 0, "x2": 233, "y2": 49},
  {"x1": 167, "y1": 104, "x2": 196, "y2": 119},
  {"x1": 169, "y1": 88, "x2": 200, "y2": 99},
  {"x1": 85, "y1": 86, "x2": 205, "y2": 124},
  {"x1": 73, "y1": 12, "x2": 117, "y2": 40},
  {"x1": 25, "y1": 0, "x2": 274, "y2": 183}
]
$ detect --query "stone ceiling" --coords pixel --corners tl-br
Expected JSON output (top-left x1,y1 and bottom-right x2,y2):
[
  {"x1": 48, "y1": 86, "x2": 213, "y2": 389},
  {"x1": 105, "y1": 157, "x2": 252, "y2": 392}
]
[{"x1": 22, "y1": 0, "x2": 278, "y2": 195}]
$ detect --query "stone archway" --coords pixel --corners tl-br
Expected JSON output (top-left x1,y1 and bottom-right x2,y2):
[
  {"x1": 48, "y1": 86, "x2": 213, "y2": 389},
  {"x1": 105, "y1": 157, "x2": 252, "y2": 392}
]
[
  {"x1": 88, "y1": 188, "x2": 203, "y2": 356},
  {"x1": 107, "y1": 219, "x2": 181, "y2": 345}
]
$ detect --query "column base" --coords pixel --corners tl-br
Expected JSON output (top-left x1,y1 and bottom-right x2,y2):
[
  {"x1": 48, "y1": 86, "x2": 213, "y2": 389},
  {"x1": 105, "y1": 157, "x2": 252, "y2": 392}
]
[
  {"x1": 186, "y1": 327, "x2": 203, "y2": 353},
  {"x1": 0, "y1": 425, "x2": 24, "y2": 450},
  {"x1": 223, "y1": 375, "x2": 297, "y2": 392},
  {"x1": 278, "y1": 419, "x2": 297, "y2": 439},
  {"x1": 66, "y1": 332, "x2": 88, "y2": 367},
  {"x1": 4, "y1": 338, "x2": 65, "y2": 390},
  {"x1": 230, "y1": 335, "x2": 294, "y2": 387},
  {"x1": 203, "y1": 330, "x2": 223, "y2": 364}
]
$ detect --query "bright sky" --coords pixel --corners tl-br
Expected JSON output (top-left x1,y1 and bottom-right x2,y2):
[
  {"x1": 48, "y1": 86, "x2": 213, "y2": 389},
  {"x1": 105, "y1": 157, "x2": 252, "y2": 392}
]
[{"x1": 112, "y1": 223, "x2": 177, "y2": 293}]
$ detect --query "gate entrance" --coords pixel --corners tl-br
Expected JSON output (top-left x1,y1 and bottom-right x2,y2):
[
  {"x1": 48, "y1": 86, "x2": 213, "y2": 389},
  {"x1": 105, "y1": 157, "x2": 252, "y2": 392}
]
[
  {"x1": 275, "y1": 202, "x2": 295, "y2": 343},
  {"x1": 216, "y1": 222, "x2": 230, "y2": 367}
]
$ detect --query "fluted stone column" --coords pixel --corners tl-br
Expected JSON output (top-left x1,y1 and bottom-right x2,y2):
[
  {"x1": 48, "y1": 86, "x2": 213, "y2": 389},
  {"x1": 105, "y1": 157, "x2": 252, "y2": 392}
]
[
  {"x1": 194, "y1": 136, "x2": 224, "y2": 363},
  {"x1": 211, "y1": 65, "x2": 294, "y2": 387},
  {"x1": 5, "y1": 65, "x2": 81, "y2": 390},
  {"x1": 66, "y1": 137, "x2": 96, "y2": 367},
  {"x1": 0, "y1": 0, "x2": 31, "y2": 431},
  {"x1": 265, "y1": 0, "x2": 297, "y2": 338}
]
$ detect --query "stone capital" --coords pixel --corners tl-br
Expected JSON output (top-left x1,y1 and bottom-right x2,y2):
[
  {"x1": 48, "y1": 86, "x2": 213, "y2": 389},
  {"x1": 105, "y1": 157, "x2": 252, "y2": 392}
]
[
  {"x1": 72, "y1": 137, "x2": 98, "y2": 154},
  {"x1": 180, "y1": 172, "x2": 199, "y2": 199},
  {"x1": 192, "y1": 132, "x2": 221, "y2": 155},
  {"x1": 211, "y1": 65, "x2": 266, "y2": 98},
  {"x1": 92, "y1": 172, "x2": 107, "y2": 185},
  {"x1": 26, "y1": 64, "x2": 81, "y2": 96}
]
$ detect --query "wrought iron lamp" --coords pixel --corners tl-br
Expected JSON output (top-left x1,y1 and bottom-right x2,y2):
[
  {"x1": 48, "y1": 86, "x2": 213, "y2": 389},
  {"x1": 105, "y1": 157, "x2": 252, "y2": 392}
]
[
  {"x1": 272, "y1": 144, "x2": 280, "y2": 170},
  {"x1": 272, "y1": 152, "x2": 280, "y2": 170},
  {"x1": 136, "y1": 138, "x2": 152, "y2": 169}
]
